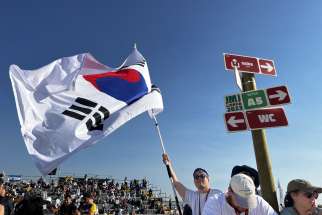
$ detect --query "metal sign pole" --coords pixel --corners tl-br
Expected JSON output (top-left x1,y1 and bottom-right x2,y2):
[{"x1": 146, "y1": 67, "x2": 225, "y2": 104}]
[{"x1": 241, "y1": 73, "x2": 279, "y2": 212}]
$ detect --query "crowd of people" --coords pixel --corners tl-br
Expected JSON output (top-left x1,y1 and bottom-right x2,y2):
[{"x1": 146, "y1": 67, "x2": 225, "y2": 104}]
[
  {"x1": 162, "y1": 153, "x2": 322, "y2": 215},
  {"x1": 0, "y1": 173, "x2": 176, "y2": 215},
  {"x1": 1, "y1": 154, "x2": 322, "y2": 215}
]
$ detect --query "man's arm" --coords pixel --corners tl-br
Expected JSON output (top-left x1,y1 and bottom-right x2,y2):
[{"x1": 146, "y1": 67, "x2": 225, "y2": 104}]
[{"x1": 162, "y1": 153, "x2": 187, "y2": 199}]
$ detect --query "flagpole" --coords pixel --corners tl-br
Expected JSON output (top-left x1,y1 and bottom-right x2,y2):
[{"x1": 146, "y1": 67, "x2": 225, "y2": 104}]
[{"x1": 151, "y1": 114, "x2": 183, "y2": 215}]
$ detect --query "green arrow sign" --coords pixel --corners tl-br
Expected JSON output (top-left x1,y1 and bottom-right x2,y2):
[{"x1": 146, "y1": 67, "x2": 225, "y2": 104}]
[
  {"x1": 242, "y1": 90, "x2": 267, "y2": 110},
  {"x1": 225, "y1": 86, "x2": 291, "y2": 112}
]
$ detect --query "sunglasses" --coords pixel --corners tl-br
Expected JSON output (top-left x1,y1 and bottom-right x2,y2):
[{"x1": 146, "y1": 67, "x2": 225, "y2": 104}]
[
  {"x1": 303, "y1": 191, "x2": 319, "y2": 199},
  {"x1": 194, "y1": 174, "x2": 207, "y2": 180}
]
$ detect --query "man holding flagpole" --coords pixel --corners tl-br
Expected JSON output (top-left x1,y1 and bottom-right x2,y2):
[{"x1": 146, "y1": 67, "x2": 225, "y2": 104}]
[{"x1": 162, "y1": 153, "x2": 222, "y2": 215}]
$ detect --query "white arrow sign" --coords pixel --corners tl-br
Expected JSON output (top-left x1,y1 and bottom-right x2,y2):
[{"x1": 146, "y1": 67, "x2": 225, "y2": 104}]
[
  {"x1": 268, "y1": 90, "x2": 288, "y2": 101},
  {"x1": 227, "y1": 116, "x2": 245, "y2": 127},
  {"x1": 260, "y1": 62, "x2": 274, "y2": 73}
]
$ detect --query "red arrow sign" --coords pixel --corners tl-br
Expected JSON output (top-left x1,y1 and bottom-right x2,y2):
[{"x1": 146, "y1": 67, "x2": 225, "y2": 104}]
[
  {"x1": 224, "y1": 53, "x2": 277, "y2": 76},
  {"x1": 259, "y1": 59, "x2": 276, "y2": 76},
  {"x1": 266, "y1": 86, "x2": 290, "y2": 105},
  {"x1": 224, "y1": 54, "x2": 260, "y2": 73},
  {"x1": 224, "y1": 112, "x2": 247, "y2": 132},
  {"x1": 246, "y1": 108, "x2": 288, "y2": 130}
]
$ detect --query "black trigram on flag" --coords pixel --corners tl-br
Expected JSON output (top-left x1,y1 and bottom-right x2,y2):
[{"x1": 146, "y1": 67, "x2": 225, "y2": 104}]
[
  {"x1": 62, "y1": 97, "x2": 110, "y2": 131},
  {"x1": 120, "y1": 59, "x2": 146, "y2": 69}
]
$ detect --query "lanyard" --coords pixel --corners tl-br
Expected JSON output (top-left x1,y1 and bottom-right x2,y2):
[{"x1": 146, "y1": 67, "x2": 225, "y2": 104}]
[
  {"x1": 234, "y1": 208, "x2": 249, "y2": 215},
  {"x1": 199, "y1": 189, "x2": 210, "y2": 215}
]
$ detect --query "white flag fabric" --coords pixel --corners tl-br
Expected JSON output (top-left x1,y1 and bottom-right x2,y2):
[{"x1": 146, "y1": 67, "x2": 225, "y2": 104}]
[{"x1": 9, "y1": 48, "x2": 163, "y2": 175}]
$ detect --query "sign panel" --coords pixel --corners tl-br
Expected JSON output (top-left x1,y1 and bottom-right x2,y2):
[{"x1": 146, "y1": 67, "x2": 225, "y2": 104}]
[
  {"x1": 225, "y1": 94, "x2": 243, "y2": 112},
  {"x1": 224, "y1": 54, "x2": 260, "y2": 73},
  {"x1": 224, "y1": 112, "x2": 247, "y2": 132},
  {"x1": 266, "y1": 86, "x2": 290, "y2": 106},
  {"x1": 224, "y1": 53, "x2": 277, "y2": 76},
  {"x1": 224, "y1": 85, "x2": 291, "y2": 112},
  {"x1": 242, "y1": 90, "x2": 267, "y2": 110},
  {"x1": 258, "y1": 59, "x2": 276, "y2": 76},
  {"x1": 246, "y1": 108, "x2": 288, "y2": 130}
]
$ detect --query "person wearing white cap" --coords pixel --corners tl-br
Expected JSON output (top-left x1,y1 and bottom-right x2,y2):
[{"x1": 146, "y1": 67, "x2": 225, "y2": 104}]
[{"x1": 203, "y1": 173, "x2": 278, "y2": 215}]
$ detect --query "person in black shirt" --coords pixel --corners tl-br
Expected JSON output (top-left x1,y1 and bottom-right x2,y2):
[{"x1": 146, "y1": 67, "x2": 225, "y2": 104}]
[
  {"x1": 0, "y1": 179, "x2": 13, "y2": 215},
  {"x1": 59, "y1": 194, "x2": 77, "y2": 215},
  {"x1": 0, "y1": 182, "x2": 4, "y2": 215}
]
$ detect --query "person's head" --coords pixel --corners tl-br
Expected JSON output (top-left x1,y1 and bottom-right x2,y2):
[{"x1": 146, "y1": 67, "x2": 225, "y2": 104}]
[
  {"x1": 0, "y1": 179, "x2": 5, "y2": 197},
  {"x1": 284, "y1": 179, "x2": 322, "y2": 213},
  {"x1": 227, "y1": 173, "x2": 257, "y2": 211},
  {"x1": 83, "y1": 192, "x2": 93, "y2": 204},
  {"x1": 231, "y1": 165, "x2": 259, "y2": 189},
  {"x1": 193, "y1": 168, "x2": 210, "y2": 192},
  {"x1": 64, "y1": 194, "x2": 72, "y2": 205}
]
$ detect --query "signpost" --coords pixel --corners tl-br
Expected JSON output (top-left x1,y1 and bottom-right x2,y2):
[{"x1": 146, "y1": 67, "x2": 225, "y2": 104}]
[
  {"x1": 223, "y1": 53, "x2": 288, "y2": 212},
  {"x1": 241, "y1": 73, "x2": 279, "y2": 212}
]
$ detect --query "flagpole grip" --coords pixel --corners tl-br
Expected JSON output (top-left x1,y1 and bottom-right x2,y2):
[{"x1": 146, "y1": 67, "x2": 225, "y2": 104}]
[
  {"x1": 175, "y1": 196, "x2": 183, "y2": 215},
  {"x1": 166, "y1": 164, "x2": 172, "y2": 178}
]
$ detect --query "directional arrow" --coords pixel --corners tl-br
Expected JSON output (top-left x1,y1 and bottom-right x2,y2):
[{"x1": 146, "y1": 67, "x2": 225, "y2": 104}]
[
  {"x1": 224, "y1": 112, "x2": 247, "y2": 132},
  {"x1": 227, "y1": 116, "x2": 245, "y2": 127},
  {"x1": 266, "y1": 86, "x2": 290, "y2": 105},
  {"x1": 268, "y1": 90, "x2": 287, "y2": 101},
  {"x1": 260, "y1": 62, "x2": 274, "y2": 73}
]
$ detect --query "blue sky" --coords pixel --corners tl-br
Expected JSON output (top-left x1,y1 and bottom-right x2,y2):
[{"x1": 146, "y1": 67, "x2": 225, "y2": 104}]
[{"x1": 1, "y1": 0, "x2": 322, "y2": 203}]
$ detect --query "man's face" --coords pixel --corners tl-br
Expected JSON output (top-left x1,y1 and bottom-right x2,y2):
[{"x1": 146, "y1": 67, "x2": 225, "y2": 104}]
[
  {"x1": 193, "y1": 171, "x2": 209, "y2": 191},
  {"x1": 85, "y1": 197, "x2": 93, "y2": 204},
  {"x1": 65, "y1": 196, "x2": 72, "y2": 205},
  {"x1": 227, "y1": 188, "x2": 248, "y2": 212}
]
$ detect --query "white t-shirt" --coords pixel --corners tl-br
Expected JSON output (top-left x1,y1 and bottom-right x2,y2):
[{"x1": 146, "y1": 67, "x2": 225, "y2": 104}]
[
  {"x1": 185, "y1": 188, "x2": 222, "y2": 215},
  {"x1": 202, "y1": 192, "x2": 278, "y2": 215}
]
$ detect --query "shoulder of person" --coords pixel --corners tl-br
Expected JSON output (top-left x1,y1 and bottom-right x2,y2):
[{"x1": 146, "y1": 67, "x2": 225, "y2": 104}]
[
  {"x1": 207, "y1": 192, "x2": 225, "y2": 204},
  {"x1": 280, "y1": 207, "x2": 297, "y2": 215},
  {"x1": 254, "y1": 195, "x2": 278, "y2": 215},
  {"x1": 210, "y1": 189, "x2": 223, "y2": 195},
  {"x1": 202, "y1": 193, "x2": 225, "y2": 215}
]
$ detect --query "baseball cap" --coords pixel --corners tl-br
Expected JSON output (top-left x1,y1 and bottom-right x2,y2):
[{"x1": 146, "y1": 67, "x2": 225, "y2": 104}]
[
  {"x1": 287, "y1": 179, "x2": 322, "y2": 193},
  {"x1": 231, "y1": 165, "x2": 259, "y2": 188},
  {"x1": 193, "y1": 168, "x2": 209, "y2": 177},
  {"x1": 230, "y1": 173, "x2": 257, "y2": 209}
]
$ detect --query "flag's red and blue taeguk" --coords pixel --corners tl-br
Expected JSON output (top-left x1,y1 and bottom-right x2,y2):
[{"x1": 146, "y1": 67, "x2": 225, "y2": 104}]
[{"x1": 83, "y1": 68, "x2": 148, "y2": 104}]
